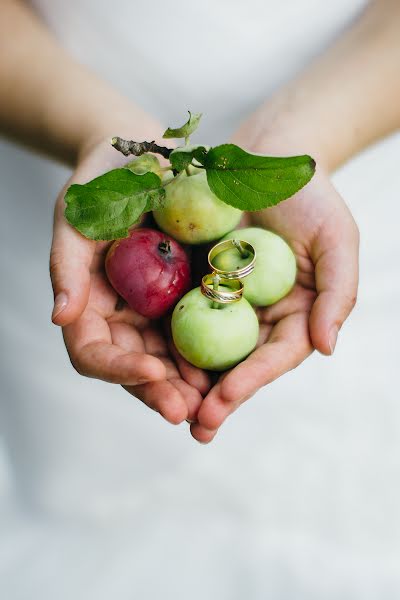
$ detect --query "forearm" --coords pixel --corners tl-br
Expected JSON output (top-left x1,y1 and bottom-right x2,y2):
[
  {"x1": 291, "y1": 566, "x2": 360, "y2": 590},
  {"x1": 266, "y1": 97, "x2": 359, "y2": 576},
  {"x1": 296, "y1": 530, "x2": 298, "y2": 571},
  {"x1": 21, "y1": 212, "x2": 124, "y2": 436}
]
[
  {"x1": 0, "y1": 0, "x2": 158, "y2": 165},
  {"x1": 235, "y1": 0, "x2": 400, "y2": 171}
]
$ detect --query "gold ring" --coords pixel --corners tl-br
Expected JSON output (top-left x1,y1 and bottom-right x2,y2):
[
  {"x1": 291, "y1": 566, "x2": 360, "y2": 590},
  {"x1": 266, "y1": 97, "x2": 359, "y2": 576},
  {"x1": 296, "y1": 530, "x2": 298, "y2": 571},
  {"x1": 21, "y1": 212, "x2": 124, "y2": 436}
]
[
  {"x1": 201, "y1": 273, "x2": 244, "y2": 304},
  {"x1": 208, "y1": 239, "x2": 256, "y2": 280}
]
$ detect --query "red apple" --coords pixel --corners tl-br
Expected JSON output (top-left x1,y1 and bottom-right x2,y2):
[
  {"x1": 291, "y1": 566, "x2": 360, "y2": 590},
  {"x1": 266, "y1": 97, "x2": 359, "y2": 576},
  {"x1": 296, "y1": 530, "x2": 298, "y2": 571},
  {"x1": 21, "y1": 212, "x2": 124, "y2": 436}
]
[{"x1": 105, "y1": 228, "x2": 191, "y2": 319}]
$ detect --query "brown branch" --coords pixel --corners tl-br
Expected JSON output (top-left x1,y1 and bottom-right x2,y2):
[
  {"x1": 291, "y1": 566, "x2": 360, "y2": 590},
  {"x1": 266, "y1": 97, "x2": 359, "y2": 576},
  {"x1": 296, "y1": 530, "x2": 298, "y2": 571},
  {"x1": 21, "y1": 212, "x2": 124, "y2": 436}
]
[{"x1": 111, "y1": 137, "x2": 173, "y2": 160}]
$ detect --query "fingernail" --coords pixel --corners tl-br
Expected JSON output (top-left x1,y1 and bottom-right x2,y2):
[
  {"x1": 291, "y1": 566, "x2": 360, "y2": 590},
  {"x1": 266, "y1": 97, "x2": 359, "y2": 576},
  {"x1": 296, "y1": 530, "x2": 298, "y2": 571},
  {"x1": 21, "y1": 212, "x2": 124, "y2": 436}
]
[
  {"x1": 52, "y1": 292, "x2": 68, "y2": 321},
  {"x1": 186, "y1": 419, "x2": 197, "y2": 424},
  {"x1": 329, "y1": 326, "x2": 338, "y2": 354},
  {"x1": 137, "y1": 377, "x2": 152, "y2": 384}
]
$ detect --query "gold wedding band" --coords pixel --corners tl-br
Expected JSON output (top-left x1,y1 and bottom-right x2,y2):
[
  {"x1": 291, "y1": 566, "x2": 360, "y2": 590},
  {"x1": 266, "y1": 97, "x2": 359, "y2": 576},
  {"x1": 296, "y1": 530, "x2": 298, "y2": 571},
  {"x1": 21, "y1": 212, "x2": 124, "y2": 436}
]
[
  {"x1": 201, "y1": 273, "x2": 244, "y2": 304},
  {"x1": 208, "y1": 239, "x2": 256, "y2": 280}
]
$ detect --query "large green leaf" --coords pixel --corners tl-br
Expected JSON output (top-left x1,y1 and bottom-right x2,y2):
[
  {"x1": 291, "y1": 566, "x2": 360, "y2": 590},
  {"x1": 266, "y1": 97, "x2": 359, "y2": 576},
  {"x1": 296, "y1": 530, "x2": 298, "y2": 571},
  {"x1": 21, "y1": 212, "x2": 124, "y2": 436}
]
[
  {"x1": 204, "y1": 144, "x2": 316, "y2": 211},
  {"x1": 64, "y1": 169, "x2": 165, "y2": 240}
]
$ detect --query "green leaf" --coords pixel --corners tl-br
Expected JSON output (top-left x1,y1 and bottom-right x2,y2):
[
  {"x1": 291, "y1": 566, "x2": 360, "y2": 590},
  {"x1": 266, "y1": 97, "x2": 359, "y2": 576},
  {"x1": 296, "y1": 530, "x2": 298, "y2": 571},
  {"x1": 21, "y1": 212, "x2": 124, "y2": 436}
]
[
  {"x1": 169, "y1": 145, "x2": 208, "y2": 171},
  {"x1": 163, "y1": 111, "x2": 202, "y2": 140},
  {"x1": 144, "y1": 188, "x2": 166, "y2": 212},
  {"x1": 64, "y1": 168, "x2": 165, "y2": 241},
  {"x1": 125, "y1": 154, "x2": 161, "y2": 176},
  {"x1": 204, "y1": 144, "x2": 316, "y2": 211}
]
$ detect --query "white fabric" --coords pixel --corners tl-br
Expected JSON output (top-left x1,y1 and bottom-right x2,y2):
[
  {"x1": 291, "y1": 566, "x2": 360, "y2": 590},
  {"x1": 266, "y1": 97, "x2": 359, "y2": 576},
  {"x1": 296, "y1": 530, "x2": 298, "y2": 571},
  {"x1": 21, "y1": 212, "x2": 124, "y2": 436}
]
[
  {"x1": 30, "y1": 0, "x2": 367, "y2": 142},
  {"x1": 3, "y1": 1, "x2": 400, "y2": 598}
]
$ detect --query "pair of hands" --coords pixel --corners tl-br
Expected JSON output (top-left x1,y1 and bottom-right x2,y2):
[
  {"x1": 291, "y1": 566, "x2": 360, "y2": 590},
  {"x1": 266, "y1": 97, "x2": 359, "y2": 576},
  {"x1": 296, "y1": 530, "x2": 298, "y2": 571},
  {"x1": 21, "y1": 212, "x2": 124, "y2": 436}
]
[{"x1": 50, "y1": 122, "x2": 359, "y2": 444}]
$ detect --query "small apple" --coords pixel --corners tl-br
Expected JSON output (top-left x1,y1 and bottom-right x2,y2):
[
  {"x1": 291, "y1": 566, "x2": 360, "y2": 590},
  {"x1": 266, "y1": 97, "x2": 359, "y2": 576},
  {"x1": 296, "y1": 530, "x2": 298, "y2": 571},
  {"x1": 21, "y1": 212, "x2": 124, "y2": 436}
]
[
  {"x1": 214, "y1": 227, "x2": 296, "y2": 306},
  {"x1": 106, "y1": 228, "x2": 190, "y2": 319},
  {"x1": 172, "y1": 287, "x2": 259, "y2": 371},
  {"x1": 153, "y1": 170, "x2": 242, "y2": 244}
]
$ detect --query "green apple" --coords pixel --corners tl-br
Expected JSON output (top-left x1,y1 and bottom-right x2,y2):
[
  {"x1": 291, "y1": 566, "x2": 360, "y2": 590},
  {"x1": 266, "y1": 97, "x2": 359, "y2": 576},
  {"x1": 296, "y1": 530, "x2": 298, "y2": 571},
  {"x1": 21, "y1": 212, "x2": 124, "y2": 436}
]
[
  {"x1": 153, "y1": 170, "x2": 242, "y2": 244},
  {"x1": 171, "y1": 287, "x2": 259, "y2": 371},
  {"x1": 214, "y1": 227, "x2": 296, "y2": 306}
]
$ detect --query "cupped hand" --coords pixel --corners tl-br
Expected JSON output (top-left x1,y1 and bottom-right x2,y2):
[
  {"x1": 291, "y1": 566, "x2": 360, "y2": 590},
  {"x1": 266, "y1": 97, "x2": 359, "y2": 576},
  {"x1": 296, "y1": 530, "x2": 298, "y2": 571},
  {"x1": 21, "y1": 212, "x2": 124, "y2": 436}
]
[
  {"x1": 191, "y1": 155, "x2": 359, "y2": 443},
  {"x1": 50, "y1": 136, "x2": 210, "y2": 425}
]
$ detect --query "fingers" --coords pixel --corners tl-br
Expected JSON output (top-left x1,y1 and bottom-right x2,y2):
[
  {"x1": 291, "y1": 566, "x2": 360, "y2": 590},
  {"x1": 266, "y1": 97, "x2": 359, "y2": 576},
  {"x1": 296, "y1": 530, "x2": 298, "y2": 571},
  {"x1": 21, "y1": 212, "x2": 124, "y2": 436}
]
[
  {"x1": 114, "y1": 323, "x2": 203, "y2": 422},
  {"x1": 169, "y1": 377, "x2": 203, "y2": 421},
  {"x1": 309, "y1": 211, "x2": 359, "y2": 355},
  {"x1": 141, "y1": 327, "x2": 204, "y2": 419},
  {"x1": 125, "y1": 377, "x2": 203, "y2": 425},
  {"x1": 69, "y1": 340, "x2": 166, "y2": 385},
  {"x1": 190, "y1": 421, "x2": 218, "y2": 445},
  {"x1": 63, "y1": 309, "x2": 166, "y2": 385},
  {"x1": 258, "y1": 285, "x2": 316, "y2": 325},
  {"x1": 192, "y1": 311, "x2": 313, "y2": 442},
  {"x1": 162, "y1": 320, "x2": 212, "y2": 396},
  {"x1": 50, "y1": 143, "x2": 124, "y2": 328},
  {"x1": 168, "y1": 338, "x2": 212, "y2": 396},
  {"x1": 124, "y1": 381, "x2": 189, "y2": 425},
  {"x1": 222, "y1": 311, "x2": 313, "y2": 407},
  {"x1": 50, "y1": 197, "x2": 94, "y2": 326}
]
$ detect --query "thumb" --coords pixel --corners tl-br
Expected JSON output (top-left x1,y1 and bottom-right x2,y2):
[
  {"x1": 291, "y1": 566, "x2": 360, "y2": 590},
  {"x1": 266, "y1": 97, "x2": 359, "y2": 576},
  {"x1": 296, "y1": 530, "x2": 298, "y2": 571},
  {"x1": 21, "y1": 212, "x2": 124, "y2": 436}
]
[
  {"x1": 50, "y1": 197, "x2": 94, "y2": 326},
  {"x1": 309, "y1": 211, "x2": 359, "y2": 355}
]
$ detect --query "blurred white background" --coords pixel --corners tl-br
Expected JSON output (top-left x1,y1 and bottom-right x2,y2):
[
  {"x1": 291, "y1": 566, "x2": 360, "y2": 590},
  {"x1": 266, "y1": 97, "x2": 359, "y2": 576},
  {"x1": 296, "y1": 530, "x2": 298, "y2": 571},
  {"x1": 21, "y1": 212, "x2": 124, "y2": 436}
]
[{"x1": 1, "y1": 0, "x2": 399, "y2": 598}]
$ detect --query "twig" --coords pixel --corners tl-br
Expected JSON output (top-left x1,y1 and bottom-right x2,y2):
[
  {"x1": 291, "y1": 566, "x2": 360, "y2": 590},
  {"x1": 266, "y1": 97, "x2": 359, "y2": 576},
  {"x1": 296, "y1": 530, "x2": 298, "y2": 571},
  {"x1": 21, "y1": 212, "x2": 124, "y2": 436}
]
[{"x1": 111, "y1": 137, "x2": 173, "y2": 160}]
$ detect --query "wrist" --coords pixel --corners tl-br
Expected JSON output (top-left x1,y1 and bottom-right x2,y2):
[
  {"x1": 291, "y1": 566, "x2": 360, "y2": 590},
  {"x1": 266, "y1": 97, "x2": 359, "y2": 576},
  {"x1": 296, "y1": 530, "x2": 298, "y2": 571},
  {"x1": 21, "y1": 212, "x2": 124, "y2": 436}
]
[
  {"x1": 44, "y1": 53, "x2": 163, "y2": 166},
  {"x1": 233, "y1": 111, "x2": 328, "y2": 169},
  {"x1": 76, "y1": 101, "x2": 163, "y2": 165}
]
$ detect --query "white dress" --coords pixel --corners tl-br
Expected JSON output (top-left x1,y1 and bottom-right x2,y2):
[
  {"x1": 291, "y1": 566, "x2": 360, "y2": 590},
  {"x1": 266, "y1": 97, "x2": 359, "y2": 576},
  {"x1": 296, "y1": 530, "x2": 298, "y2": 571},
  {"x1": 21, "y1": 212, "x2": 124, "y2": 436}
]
[{"x1": 2, "y1": 1, "x2": 400, "y2": 598}]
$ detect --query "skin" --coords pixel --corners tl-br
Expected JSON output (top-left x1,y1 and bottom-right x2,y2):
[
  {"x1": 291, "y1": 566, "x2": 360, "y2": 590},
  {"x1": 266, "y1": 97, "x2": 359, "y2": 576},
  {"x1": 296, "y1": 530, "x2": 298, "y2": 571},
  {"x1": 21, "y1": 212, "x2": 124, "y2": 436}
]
[
  {"x1": 191, "y1": 168, "x2": 358, "y2": 441},
  {"x1": 53, "y1": 141, "x2": 210, "y2": 425},
  {"x1": 1, "y1": 1, "x2": 399, "y2": 440},
  {"x1": 213, "y1": 227, "x2": 297, "y2": 306},
  {"x1": 171, "y1": 288, "x2": 259, "y2": 371},
  {"x1": 153, "y1": 170, "x2": 242, "y2": 244}
]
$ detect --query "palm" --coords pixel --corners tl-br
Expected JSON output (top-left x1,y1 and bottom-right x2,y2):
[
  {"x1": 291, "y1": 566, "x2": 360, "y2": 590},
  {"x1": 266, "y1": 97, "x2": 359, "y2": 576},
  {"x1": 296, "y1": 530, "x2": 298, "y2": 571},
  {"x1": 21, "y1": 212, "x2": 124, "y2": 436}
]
[
  {"x1": 52, "y1": 138, "x2": 210, "y2": 426},
  {"x1": 61, "y1": 238, "x2": 210, "y2": 423},
  {"x1": 190, "y1": 168, "x2": 359, "y2": 443}
]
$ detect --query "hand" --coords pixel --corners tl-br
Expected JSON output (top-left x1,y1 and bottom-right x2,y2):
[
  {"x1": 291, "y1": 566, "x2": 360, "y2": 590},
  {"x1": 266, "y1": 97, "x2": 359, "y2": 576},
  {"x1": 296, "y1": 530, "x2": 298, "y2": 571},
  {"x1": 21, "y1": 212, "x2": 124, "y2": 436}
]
[
  {"x1": 50, "y1": 136, "x2": 210, "y2": 425},
  {"x1": 190, "y1": 142, "x2": 359, "y2": 443}
]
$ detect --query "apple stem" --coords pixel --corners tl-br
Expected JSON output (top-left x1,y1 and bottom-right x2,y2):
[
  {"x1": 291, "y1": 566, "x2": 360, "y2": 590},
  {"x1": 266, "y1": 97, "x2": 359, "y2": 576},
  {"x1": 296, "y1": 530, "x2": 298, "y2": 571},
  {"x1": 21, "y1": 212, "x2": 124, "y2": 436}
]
[
  {"x1": 211, "y1": 273, "x2": 221, "y2": 310},
  {"x1": 232, "y1": 239, "x2": 249, "y2": 259}
]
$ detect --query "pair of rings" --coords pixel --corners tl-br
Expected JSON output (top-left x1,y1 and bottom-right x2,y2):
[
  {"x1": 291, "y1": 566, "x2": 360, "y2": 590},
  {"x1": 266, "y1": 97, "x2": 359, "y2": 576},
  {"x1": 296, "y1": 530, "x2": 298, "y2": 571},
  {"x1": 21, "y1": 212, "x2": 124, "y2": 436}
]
[{"x1": 201, "y1": 239, "x2": 256, "y2": 304}]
